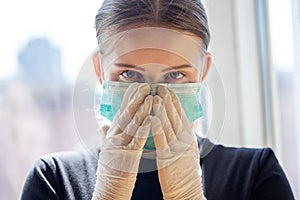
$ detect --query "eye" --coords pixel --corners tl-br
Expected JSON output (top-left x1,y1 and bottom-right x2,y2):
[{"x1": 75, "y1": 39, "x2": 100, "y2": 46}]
[
  {"x1": 165, "y1": 71, "x2": 185, "y2": 82},
  {"x1": 120, "y1": 70, "x2": 144, "y2": 82}
]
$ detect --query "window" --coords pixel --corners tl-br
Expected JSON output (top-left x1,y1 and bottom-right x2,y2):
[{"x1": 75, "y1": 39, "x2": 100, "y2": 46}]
[
  {"x1": 261, "y1": 0, "x2": 300, "y2": 198},
  {"x1": 0, "y1": 0, "x2": 102, "y2": 199}
]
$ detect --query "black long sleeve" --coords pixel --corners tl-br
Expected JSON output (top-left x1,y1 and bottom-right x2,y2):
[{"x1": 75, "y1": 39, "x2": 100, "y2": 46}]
[{"x1": 20, "y1": 139, "x2": 295, "y2": 200}]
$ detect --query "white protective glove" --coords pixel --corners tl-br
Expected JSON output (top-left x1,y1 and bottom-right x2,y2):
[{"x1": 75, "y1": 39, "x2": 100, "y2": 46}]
[
  {"x1": 151, "y1": 85, "x2": 206, "y2": 200},
  {"x1": 92, "y1": 83, "x2": 153, "y2": 200}
]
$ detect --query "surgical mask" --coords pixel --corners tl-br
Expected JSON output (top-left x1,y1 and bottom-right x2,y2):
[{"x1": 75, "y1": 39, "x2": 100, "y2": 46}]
[{"x1": 100, "y1": 80, "x2": 203, "y2": 150}]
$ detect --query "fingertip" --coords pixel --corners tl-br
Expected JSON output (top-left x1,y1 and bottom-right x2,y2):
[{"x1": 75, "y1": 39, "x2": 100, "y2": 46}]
[
  {"x1": 100, "y1": 124, "x2": 109, "y2": 134},
  {"x1": 129, "y1": 83, "x2": 151, "y2": 106},
  {"x1": 153, "y1": 95, "x2": 162, "y2": 104},
  {"x1": 152, "y1": 96, "x2": 161, "y2": 113},
  {"x1": 150, "y1": 115, "x2": 159, "y2": 123},
  {"x1": 127, "y1": 82, "x2": 139, "y2": 91},
  {"x1": 139, "y1": 82, "x2": 151, "y2": 94},
  {"x1": 157, "y1": 85, "x2": 168, "y2": 97},
  {"x1": 143, "y1": 115, "x2": 152, "y2": 127},
  {"x1": 145, "y1": 95, "x2": 153, "y2": 104}
]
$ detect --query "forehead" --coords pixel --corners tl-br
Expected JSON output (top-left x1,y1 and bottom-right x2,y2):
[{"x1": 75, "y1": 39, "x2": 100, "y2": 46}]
[
  {"x1": 100, "y1": 27, "x2": 205, "y2": 68},
  {"x1": 115, "y1": 49, "x2": 190, "y2": 66}
]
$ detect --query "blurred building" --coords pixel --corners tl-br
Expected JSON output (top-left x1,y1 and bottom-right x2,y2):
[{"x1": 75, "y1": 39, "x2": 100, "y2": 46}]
[
  {"x1": 17, "y1": 38, "x2": 70, "y2": 110},
  {"x1": 18, "y1": 38, "x2": 63, "y2": 85}
]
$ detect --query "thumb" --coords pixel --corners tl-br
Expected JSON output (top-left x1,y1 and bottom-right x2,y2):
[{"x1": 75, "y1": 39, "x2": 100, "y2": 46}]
[{"x1": 99, "y1": 124, "x2": 109, "y2": 149}]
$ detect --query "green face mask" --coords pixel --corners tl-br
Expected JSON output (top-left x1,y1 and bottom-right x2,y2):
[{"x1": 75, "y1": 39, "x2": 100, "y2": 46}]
[{"x1": 100, "y1": 81, "x2": 203, "y2": 150}]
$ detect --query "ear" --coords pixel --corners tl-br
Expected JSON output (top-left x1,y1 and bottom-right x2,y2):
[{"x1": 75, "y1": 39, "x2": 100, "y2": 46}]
[
  {"x1": 200, "y1": 52, "x2": 212, "y2": 82},
  {"x1": 92, "y1": 52, "x2": 103, "y2": 84}
]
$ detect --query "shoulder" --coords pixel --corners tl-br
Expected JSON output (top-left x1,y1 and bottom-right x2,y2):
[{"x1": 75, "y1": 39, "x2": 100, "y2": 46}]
[
  {"x1": 199, "y1": 137, "x2": 274, "y2": 166},
  {"x1": 201, "y1": 141, "x2": 278, "y2": 179},
  {"x1": 21, "y1": 149, "x2": 99, "y2": 200},
  {"x1": 202, "y1": 142, "x2": 284, "y2": 182},
  {"x1": 209, "y1": 143, "x2": 276, "y2": 165},
  {"x1": 33, "y1": 148, "x2": 99, "y2": 187},
  {"x1": 200, "y1": 139, "x2": 295, "y2": 199},
  {"x1": 36, "y1": 148, "x2": 99, "y2": 170}
]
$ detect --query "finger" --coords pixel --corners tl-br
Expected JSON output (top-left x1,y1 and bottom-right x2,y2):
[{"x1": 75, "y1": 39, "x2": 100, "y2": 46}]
[
  {"x1": 150, "y1": 116, "x2": 168, "y2": 150},
  {"x1": 114, "y1": 83, "x2": 151, "y2": 130},
  {"x1": 100, "y1": 124, "x2": 109, "y2": 140},
  {"x1": 99, "y1": 125, "x2": 109, "y2": 149},
  {"x1": 107, "y1": 83, "x2": 139, "y2": 138},
  {"x1": 153, "y1": 95, "x2": 177, "y2": 144},
  {"x1": 108, "y1": 95, "x2": 153, "y2": 147},
  {"x1": 157, "y1": 86, "x2": 193, "y2": 144},
  {"x1": 121, "y1": 83, "x2": 151, "y2": 113},
  {"x1": 157, "y1": 85, "x2": 183, "y2": 116},
  {"x1": 118, "y1": 82, "x2": 139, "y2": 112},
  {"x1": 157, "y1": 85, "x2": 184, "y2": 135},
  {"x1": 127, "y1": 116, "x2": 151, "y2": 150},
  {"x1": 105, "y1": 129, "x2": 132, "y2": 148},
  {"x1": 159, "y1": 85, "x2": 190, "y2": 127},
  {"x1": 123, "y1": 95, "x2": 153, "y2": 137}
]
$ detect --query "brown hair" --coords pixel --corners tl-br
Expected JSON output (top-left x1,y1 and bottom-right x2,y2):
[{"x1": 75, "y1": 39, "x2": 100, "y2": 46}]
[{"x1": 95, "y1": 0, "x2": 210, "y2": 50}]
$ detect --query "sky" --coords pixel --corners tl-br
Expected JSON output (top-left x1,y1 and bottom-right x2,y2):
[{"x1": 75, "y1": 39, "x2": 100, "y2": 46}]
[{"x1": 0, "y1": 0, "x2": 103, "y2": 81}]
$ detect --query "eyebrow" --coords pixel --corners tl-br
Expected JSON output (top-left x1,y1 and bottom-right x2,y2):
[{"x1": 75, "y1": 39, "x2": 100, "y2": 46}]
[
  {"x1": 115, "y1": 63, "x2": 193, "y2": 72},
  {"x1": 114, "y1": 63, "x2": 146, "y2": 71},
  {"x1": 161, "y1": 64, "x2": 193, "y2": 72}
]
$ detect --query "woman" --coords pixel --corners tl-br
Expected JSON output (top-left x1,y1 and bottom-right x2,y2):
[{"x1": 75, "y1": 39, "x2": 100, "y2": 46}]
[{"x1": 21, "y1": 0, "x2": 295, "y2": 199}]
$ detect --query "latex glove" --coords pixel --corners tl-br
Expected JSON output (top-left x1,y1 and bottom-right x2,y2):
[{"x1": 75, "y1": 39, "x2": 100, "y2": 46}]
[
  {"x1": 92, "y1": 83, "x2": 153, "y2": 200},
  {"x1": 151, "y1": 85, "x2": 206, "y2": 200}
]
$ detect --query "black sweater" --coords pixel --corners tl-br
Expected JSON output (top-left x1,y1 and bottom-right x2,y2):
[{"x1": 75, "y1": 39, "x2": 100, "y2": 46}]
[{"x1": 20, "y1": 138, "x2": 295, "y2": 200}]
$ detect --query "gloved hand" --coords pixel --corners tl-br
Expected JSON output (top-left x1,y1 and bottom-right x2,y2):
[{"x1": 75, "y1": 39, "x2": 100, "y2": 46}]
[
  {"x1": 151, "y1": 85, "x2": 206, "y2": 200},
  {"x1": 92, "y1": 83, "x2": 153, "y2": 200}
]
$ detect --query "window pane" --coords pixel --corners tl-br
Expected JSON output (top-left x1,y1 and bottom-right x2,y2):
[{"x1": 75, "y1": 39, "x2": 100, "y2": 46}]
[{"x1": 268, "y1": 0, "x2": 300, "y2": 198}]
